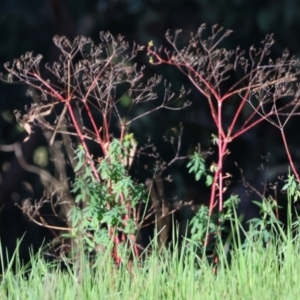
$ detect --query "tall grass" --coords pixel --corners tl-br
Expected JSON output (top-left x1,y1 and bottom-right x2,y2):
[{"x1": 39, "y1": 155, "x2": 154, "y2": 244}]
[{"x1": 1, "y1": 226, "x2": 300, "y2": 300}]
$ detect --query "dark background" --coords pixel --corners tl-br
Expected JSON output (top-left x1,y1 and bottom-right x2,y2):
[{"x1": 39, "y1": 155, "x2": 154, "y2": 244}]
[{"x1": 1, "y1": 0, "x2": 300, "y2": 261}]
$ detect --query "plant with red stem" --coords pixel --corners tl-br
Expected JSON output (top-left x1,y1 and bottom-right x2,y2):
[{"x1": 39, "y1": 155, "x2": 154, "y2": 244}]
[
  {"x1": 1, "y1": 32, "x2": 188, "y2": 265},
  {"x1": 147, "y1": 24, "x2": 300, "y2": 257},
  {"x1": 3, "y1": 25, "x2": 300, "y2": 268}
]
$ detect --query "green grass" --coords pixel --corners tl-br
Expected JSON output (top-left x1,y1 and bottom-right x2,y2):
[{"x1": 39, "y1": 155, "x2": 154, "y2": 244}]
[{"x1": 1, "y1": 233, "x2": 300, "y2": 300}]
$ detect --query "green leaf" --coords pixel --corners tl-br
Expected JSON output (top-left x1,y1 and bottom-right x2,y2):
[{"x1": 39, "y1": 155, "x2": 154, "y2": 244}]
[
  {"x1": 205, "y1": 174, "x2": 213, "y2": 187},
  {"x1": 74, "y1": 158, "x2": 84, "y2": 172}
]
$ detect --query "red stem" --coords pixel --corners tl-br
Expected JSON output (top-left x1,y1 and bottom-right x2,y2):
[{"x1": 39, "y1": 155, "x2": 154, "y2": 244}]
[
  {"x1": 217, "y1": 101, "x2": 223, "y2": 213},
  {"x1": 31, "y1": 73, "x2": 100, "y2": 181},
  {"x1": 83, "y1": 101, "x2": 107, "y2": 155},
  {"x1": 227, "y1": 90, "x2": 249, "y2": 136},
  {"x1": 65, "y1": 102, "x2": 100, "y2": 181}
]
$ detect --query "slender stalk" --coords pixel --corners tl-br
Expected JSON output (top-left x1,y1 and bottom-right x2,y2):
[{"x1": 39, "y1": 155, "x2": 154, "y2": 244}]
[{"x1": 217, "y1": 100, "x2": 223, "y2": 213}]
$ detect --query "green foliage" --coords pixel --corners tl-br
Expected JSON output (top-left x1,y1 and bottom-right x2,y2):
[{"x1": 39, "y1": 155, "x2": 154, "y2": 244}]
[
  {"x1": 244, "y1": 176, "x2": 300, "y2": 247},
  {"x1": 186, "y1": 152, "x2": 213, "y2": 186},
  {"x1": 189, "y1": 195, "x2": 240, "y2": 249},
  {"x1": 5, "y1": 232, "x2": 300, "y2": 299},
  {"x1": 211, "y1": 133, "x2": 218, "y2": 145},
  {"x1": 246, "y1": 198, "x2": 283, "y2": 246},
  {"x1": 187, "y1": 152, "x2": 241, "y2": 254},
  {"x1": 4, "y1": 180, "x2": 300, "y2": 300},
  {"x1": 282, "y1": 173, "x2": 300, "y2": 202},
  {"x1": 190, "y1": 205, "x2": 209, "y2": 244},
  {"x1": 243, "y1": 173, "x2": 300, "y2": 246},
  {"x1": 68, "y1": 134, "x2": 148, "y2": 253}
]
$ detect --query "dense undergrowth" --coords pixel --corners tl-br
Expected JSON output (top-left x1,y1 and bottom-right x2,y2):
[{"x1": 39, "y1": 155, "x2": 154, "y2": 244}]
[
  {"x1": 2, "y1": 178, "x2": 300, "y2": 299},
  {"x1": 1, "y1": 24, "x2": 300, "y2": 298},
  {"x1": 1, "y1": 215, "x2": 300, "y2": 300}
]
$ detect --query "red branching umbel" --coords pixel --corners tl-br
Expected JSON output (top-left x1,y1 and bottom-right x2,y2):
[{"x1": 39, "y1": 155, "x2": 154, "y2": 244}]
[
  {"x1": 3, "y1": 26, "x2": 300, "y2": 266},
  {"x1": 148, "y1": 25, "x2": 300, "y2": 253},
  {"x1": 2, "y1": 32, "x2": 177, "y2": 264}
]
